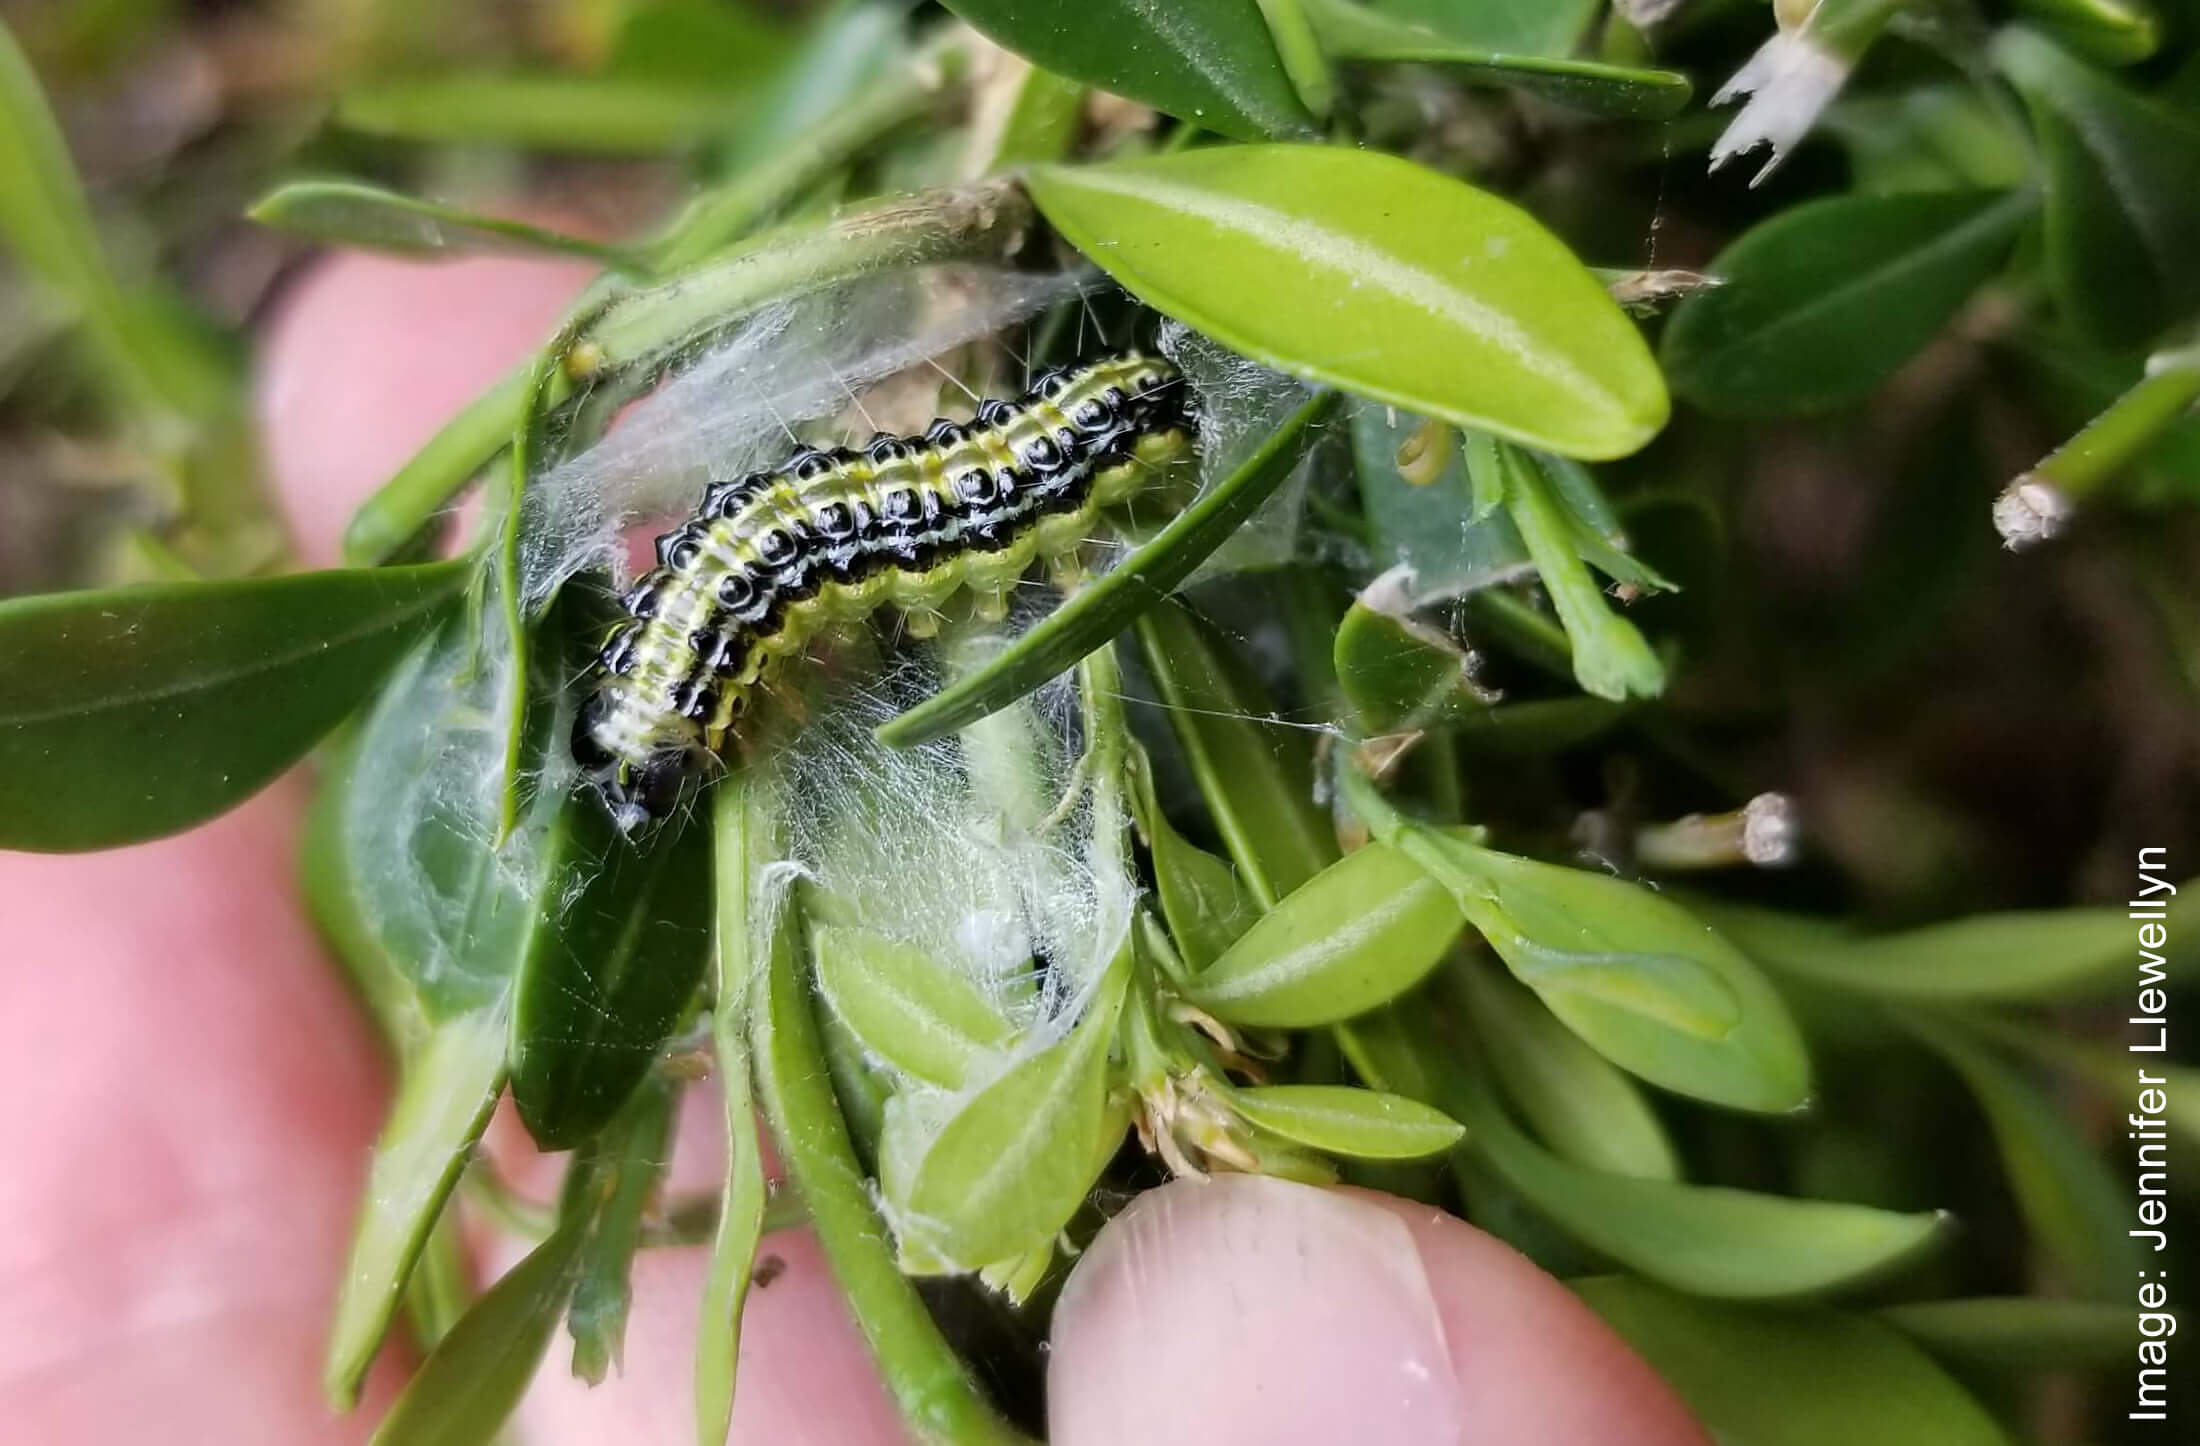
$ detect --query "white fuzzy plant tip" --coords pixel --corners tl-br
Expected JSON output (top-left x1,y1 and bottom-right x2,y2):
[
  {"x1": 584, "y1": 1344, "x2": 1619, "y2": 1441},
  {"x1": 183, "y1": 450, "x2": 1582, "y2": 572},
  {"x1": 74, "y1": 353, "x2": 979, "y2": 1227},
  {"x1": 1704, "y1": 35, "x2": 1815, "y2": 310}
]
[{"x1": 1709, "y1": 26, "x2": 1853, "y2": 188}]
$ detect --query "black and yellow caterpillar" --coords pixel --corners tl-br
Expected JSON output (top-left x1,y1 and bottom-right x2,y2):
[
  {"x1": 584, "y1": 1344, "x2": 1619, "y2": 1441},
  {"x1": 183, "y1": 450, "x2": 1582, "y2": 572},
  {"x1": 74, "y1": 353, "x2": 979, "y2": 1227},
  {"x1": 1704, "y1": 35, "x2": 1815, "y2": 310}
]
[{"x1": 574, "y1": 351, "x2": 1190, "y2": 830}]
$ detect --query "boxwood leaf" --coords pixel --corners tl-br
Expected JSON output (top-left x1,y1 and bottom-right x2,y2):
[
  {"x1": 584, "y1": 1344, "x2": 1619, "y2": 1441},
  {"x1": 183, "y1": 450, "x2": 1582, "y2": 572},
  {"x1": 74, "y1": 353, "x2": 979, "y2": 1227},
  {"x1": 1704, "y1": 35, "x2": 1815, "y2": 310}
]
[
  {"x1": 940, "y1": 0, "x2": 1315, "y2": 142},
  {"x1": 1186, "y1": 842, "x2": 1464, "y2": 1027},
  {"x1": 1134, "y1": 761, "x2": 1258, "y2": 972},
  {"x1": 1028, "y1": 145, "x2": 1668, "y2": 460},
  {"x1": 323, "y1": 1007, "x2": 507, "y2": 1408},
  {"x1": 568, "y1": 1076, "x2": 677, "y2": 1384},
  {"x1": 0, "y1": 563, "x2": 465, "y2": 852},
  {"x1": 1878, "y1": 1296, "x2": 2134, "y2": 1375},
  {"x1": 812, "y1": 922, "x2": 1015, "y2": 1090},
  {"x1": 897, "y1": 958, "x2": 1129, "y2": 1267},
  {"x1": 1577, "y1": 1277, "x2": 2011, "y2": 1446},
  {"x1": 1994, "y1": 27, "x2": 2200, "y2": 348},
  {"x1": 1397, "y1": 829, "x2": 1812, "y2": 1113},
  {"x1": 1226, "y1": 1083, "x2": 1464, "y2": 1159},
  {"x1": 1364, "y1": 0, "x2": 1597, "y2": 55},
  {"x1": 1693, "y1": 890, "x2": 2199, "y2": 1002},
  {"x1": 336, "y1": 73, "x2": 755, "y2": 153},
  {"x1": 366, "y1": 1220, "x2": 590, "y2": 1446},
  {"x1": 1457, "y1": 960, "x2": 1679, "y2": 1181},
  {"x1": 249, "y1": 179, "x2": 632, "y2": 267},
  {"x1": 1662, "y1": 189, "x2": 2033, "y2": 417}
]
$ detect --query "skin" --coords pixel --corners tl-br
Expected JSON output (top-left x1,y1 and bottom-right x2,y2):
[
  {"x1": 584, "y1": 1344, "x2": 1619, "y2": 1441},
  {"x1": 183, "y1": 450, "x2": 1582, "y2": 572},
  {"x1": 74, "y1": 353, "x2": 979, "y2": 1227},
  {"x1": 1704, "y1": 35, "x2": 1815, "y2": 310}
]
[{"x1": 0, "y1": 242, "x2": 1710, "y2": 1446}]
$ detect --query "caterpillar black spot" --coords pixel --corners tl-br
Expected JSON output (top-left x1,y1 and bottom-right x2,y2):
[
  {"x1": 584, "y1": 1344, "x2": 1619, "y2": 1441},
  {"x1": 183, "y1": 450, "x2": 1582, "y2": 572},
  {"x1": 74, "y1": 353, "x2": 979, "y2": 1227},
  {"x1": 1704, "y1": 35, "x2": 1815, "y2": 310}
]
[{"x1": 573, "y1": 351, "x2": 1191, "y2": 831}]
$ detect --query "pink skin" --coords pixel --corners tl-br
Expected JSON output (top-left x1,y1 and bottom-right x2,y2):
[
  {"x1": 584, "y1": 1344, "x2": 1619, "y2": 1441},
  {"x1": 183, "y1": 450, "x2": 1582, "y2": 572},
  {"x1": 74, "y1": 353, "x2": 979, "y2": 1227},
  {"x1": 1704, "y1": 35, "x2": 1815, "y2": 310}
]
[{"x1": 0, "y1": 243, "x2": 1710, "y2": 1446}]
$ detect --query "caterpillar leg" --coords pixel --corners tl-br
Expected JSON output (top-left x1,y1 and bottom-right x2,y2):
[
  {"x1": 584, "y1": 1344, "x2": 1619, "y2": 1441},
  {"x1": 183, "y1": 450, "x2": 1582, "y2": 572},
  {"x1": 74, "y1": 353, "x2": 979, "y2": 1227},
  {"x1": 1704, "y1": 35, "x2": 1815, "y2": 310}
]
[{"x1": 901, "y1": 606, "x2": 944, "y2": 640}]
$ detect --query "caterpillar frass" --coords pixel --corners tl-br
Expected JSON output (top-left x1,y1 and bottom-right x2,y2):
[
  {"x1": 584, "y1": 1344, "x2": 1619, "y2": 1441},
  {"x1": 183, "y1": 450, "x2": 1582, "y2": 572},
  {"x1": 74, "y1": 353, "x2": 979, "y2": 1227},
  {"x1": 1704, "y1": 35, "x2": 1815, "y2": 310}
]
[{"x1": 573, "y1": 350, "x2": 1191, "y2": 831}]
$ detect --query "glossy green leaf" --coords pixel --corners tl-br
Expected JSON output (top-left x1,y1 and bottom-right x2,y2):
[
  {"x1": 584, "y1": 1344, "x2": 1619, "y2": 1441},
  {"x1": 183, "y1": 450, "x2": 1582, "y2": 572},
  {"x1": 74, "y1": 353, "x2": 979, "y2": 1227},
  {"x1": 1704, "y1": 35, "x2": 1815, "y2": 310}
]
[
  {"x1": 1187, "y1": 842, "x2": 1464, "y2": 1027},
  {"x1": 0, "y1": 563, "x2": 465, "y2": 852},
  {"x1": 1577, "y1": 1277, "x2": 2011, "y2": 1446},
  {"x1": 1662, "y1": 189, "x2": 2032, "y2": 417},
  {"x1": 1394, "y1": 827, "x2": 1811, "y2": 1112},
  {"x1": 337, "y1": 73, "x2": 753, "y2": 153},
  {"x1": 1302, "y1": 0, "x2": 1691, "y2": 118},
  {"x1": 2009, "y1": 0, "x2": 2161, "y2": 66},
  {"x1": 1900, "y1": 1013, "x2": 2136, "y2": 1298},
  {"x1": 1458, "y1": 960, "x2": 1679, "y2": 1181},
  {"x1": 367, "y1": 1222, "x2": 589, "y2": 1446},
  {"x1": 877, "y1": 392, "x2": 1335, "y2": 747},
  {"x1": 1137, "y1": 601, "x2": 1336, "y2": 907},
  {"x1": 1995, "y1": 27, "x2": 2200, "y2": 348},
  {"x1": 324, "y1": 1008, "x2": 507, "y2": 1408},
  {"x1": 1029, "y1": 146, "x2": 1668, "y2": 460},
  {"x1": 1334, "y1": 603, "x2": 1493, "y2": 734},
  {"x1": 1498, "y1": 442, "x2": 1666, "y2": 701},
  {"x1": 696, "y1": 777, "x2": 775, "y2": 1446},
  {"x1": 1366, "y1": 0, "x2": 1597, "y2": 55},
  {"x1": 1255, "y1": 0, "x2": 1335, "y2": 119},
  {"x1": 1148, "y1": 814, "x2": 1256, "y2": 974},
  {"x1": 1227, "y1": 1083, "x2": 1464, "y2": 1159},
  {"x1": 1693, "y1": 889, "x2": 2199, "y2": 1002},
  {"x1": 940, "y1": 0, "x2": 1314, "y2": 142},
  {"x1": 897, "y1": 961, "x2": 1129, "y2": 1267},
  {"x1": 812, "y1": 923, "x2": 1015, "y2": 1090},
  {"x1": 568, "y1": 1076, "x2": 676, "y2": 1384},
  {"x1": 509, "y1": 802, "x2": 714, "y2": 1149},
  {"x1": 249, "y1": 180, "x2": 631, "y2": 266},
  {"x1": 1878, "y1": 1297, "x2": 2133, "y2": 1374}
]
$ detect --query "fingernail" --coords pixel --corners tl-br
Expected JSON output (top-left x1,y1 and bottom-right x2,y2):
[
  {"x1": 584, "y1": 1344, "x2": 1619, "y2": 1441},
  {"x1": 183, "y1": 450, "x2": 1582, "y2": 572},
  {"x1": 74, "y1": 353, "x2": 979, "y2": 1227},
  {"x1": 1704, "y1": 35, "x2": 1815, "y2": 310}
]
[{"x1": 1049, "y1": 1175, "x2": 1464, "y2": 1446}]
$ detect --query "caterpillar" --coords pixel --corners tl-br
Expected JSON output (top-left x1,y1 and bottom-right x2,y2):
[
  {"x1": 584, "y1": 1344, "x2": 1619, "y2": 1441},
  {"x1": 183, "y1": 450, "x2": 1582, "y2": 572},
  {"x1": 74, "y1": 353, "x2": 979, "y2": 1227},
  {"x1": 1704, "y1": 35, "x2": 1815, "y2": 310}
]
[{"x1": 573, "y1": 350, "x2": 1191, "y2": 831}]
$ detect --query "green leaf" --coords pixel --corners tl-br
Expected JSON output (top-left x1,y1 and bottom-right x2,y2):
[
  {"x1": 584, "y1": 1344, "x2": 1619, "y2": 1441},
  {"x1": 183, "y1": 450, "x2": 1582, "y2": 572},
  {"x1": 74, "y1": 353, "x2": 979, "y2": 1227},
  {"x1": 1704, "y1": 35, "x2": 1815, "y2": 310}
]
[
  {"x1": 1301, "y1": 0, "x2": 1692, "y2": 119},
  {"x1": 1662, "y1": 189, "x2": 2033, "y2": 417},
  {"x1": 1692, "y1": 890, "x2": 2200, "y2": 1002},
  {"x1": 1457, "y1": 960, "x2": 1679, "y2": 1181},
  {"x1": 568, "y1": 1076, "x2": 677, "y2": 1384},
  {"x1": 1187, "y1": 842, "x2": 1464, "y2": 1027},
  {"x1": 1995, "y1": 27, "x2": 2200, "y2": 347},
  {"x1": 1393, "y1": 827, "x2": 1812, "y2": 1113},
  {"x1": 896, "y1": 960, "x2": 1129, "y2": 1267},
  {"x1": 1577, "y1": 1277, "x2": 2012, "y2": 1446},
  {"x1": 877, "y1": 392, "x2": 1335, "y2": 747},
  {"x1": 1147, "y1": 808, "x2": 1257, "y2": 973},
  {"x1": 812, "y1": 923, "x2": 1015, "y2": 1090},
  {"x1": 366, "y1": 1222, "x2": 589, "y2": 1446},
  {"x1": 0, "y1": 563, "x2": 465, "y2": 852},
  {"x1": 1439, "y1": 1055, "x2": 1941, "y2": 1296},
  {"x1": 1137, "y1": 601, "x2": 1337, "y2": 907},
  {"x1": 961, "y1": 55, "x2": 1087, "y2": 177},
  {"x1": 336, "y1": 73, "x2": 754, "y2": 153},
  {"x1": 1878, "y1": 1297, "x2": 2134, "y2": 1375},
  {"x1": 1498, "y1": 442, "x2": 1666, "y2": 700},
  {"x1": 2009, "y1": 0, "x2": 2162, "y2": 66},
  {"x1": 1349, "y1": 401, "x2": 1530, "y2": 596},
  {"x1": 1333, "y1": 603, "x2": 1494, "y2": 735},
  {"x1": 696, "y1": 777, "x2": 776, "y2": 1446},
  {"x1": 1227, "y1": 1083, "x2": 1464, "y2": 1159},
  {"x1": 248, "y1": 180, "x2": 633, "y2": 267},
  {"x1": 323, "y1": 1008, "x2": 507, "y2": 1408},
  {"x1": 940, "y1": 0, "x2": 1314, "y2": 142},
  {"x1": 508, "y1": 801, "x2": 714, "y2": 1149},
  {"x1": 1364, "y1": 0, "x2": 1598, "y2": 55},
  {"x1": 1255, "y1": 0, "x2": 1335, "y2": 119},
  {"x1": 1028, "y1": 145, "x2": 1668, "y2": 460},
  {"x1": 1899, "y1": 1013, "x2": 2137, "y2": 1298}
]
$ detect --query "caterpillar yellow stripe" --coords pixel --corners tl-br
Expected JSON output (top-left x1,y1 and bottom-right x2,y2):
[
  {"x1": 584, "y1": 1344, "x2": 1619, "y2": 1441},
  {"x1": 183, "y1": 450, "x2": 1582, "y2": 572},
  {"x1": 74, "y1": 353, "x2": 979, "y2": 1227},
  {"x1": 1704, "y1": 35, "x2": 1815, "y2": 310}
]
[{"x1": 574, "y1": 350, "x2": 1191, "y2": 830}]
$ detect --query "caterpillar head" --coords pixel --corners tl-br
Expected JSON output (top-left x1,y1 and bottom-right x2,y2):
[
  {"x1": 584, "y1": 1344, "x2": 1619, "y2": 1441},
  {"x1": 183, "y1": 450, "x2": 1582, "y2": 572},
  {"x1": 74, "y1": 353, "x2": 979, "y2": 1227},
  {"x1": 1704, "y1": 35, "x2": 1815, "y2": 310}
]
[{"x1": 572, "y1": 694, "x2": 689, "y2": 835}]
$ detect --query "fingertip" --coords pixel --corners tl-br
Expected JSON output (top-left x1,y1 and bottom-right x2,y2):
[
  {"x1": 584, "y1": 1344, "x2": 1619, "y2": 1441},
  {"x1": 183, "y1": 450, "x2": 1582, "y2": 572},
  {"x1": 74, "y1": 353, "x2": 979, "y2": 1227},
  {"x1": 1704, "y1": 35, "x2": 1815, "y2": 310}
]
[
  {"x1": 255, "y1": 242, "x2": 593, "y2": 567},
  {"x1": 1048, "y1": 1176, "x2": 1706, "y2": 1446}
]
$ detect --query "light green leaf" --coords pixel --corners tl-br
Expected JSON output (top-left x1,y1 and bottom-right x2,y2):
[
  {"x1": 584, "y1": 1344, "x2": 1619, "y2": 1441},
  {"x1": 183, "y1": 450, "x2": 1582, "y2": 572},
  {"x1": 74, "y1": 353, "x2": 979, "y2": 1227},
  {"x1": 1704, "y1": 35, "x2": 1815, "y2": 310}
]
[
  {"x1": 568, "y1": 1077, "x2": 676, "y2": 1384},
  {"x1": 1578, "y1": 1277, "x2": 2012, "y2": 1446},
  {"x1": 940, "y1": 0, "x2": 1315, "y2": 142},
  {"x1": 1365, "y1": 0, "x2": 1598, "y2": 55},
  {"x1": 1187, "y1": 842, "x2": 1464, "y2": 1027},
  {"x1": 1135, "y1": 762, "x2": 1258, "y2": 973},
  {"x1": 1662, "y1": 189, "x2": 2033, "y2": 417},
  {"x1": 248, "y1": 180, "x2": 632, "y2": 266},
  {"x1": 897, "y1": 959, "x2": 1129, "y2": 1268},
  {"x1": 1497, "y1": 441, "x2": 1666, "y2": 700},
  {"x1": 2010, "y1": 0, "x2": 2162, "y2": 66},
  {"x1": 367, "y1": 1222, "x2": 589, "y2": 1446},
  {"x1": 0, "y1": 563, "x2": 465, "y2": 852},
  {"x1": 1227, "y1": 1083, "x2": 1464, "y2": 1159},
  {"x1": 812, "y1": 923, "x2": 1015, "y2": 1090},
  {"x1": 337, "y1": 73, "x2": 754, "y2": 153},
  {"x1": 1394, "y1": 827, "x2": 1812, "y2": 1113},
  {"x1": 1878, "y1": 1296, "x2": 2134, "y2": 1375},
  {"x1": 1029, "y1": 145, "x2": 1668, "y2": 460},
  {"x1": 1457, "y1": 960, "x2": 1678, "y2": 1181},
  {"x1": 324, "y1": 1008, "x2": 507, "y2": 1408},
  {"x1": 1693, "y1": 890, "x2": 2200, "y2": 1003}
]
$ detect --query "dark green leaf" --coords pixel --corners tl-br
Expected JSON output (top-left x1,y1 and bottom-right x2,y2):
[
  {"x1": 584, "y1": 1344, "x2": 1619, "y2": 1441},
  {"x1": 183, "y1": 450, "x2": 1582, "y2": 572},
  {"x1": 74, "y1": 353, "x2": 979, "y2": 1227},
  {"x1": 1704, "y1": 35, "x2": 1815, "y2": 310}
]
[
  {"x1": 940, "y1": 0, "x2": 1315, "y2": 142},
  {"x1": 1662, "y1": 189, "x2": 2033, "y2": 416},
  {"x1": 0, "y1": 563, "x2": 465, "y2": 852},
  {"x1": 1878, "y1": 1297, "x2": 2134, "y2": 1374},
  {"x1": 508, "y1": 801, "x2": 714, "y2": 1149},
  {"x1": 877, "y1": 392, "x2": 1336, "y2": 747},
  {"x1": 1577, "y1": 1277, "x2": 2012, "y2": 1446},
  {"x1": 1995, "y1": 27, "x2": 2200, "y2": 348},
  {"x1": 1029, "y1": 146, "x2": 1668, "y2": 460},
  {"x1": 248, "y1": 180, "x2": 632, "y2": 267},
  {"x1": 1364, "y1": 0, "x2": 1598, "y2": 55}
]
